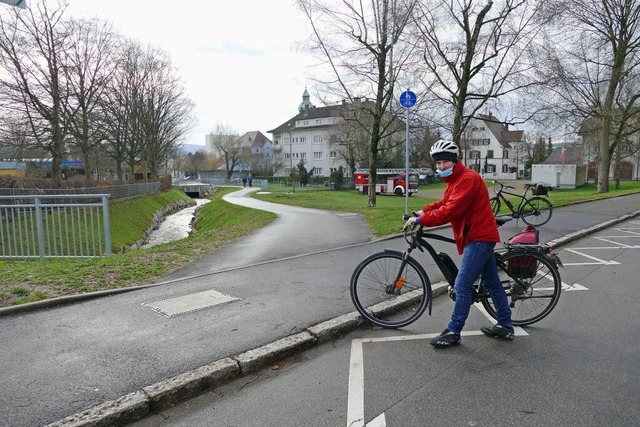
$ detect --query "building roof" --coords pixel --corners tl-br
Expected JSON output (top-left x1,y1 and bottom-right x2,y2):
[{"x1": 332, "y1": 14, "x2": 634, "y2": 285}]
[
  {"x1": 540, "y1": 145, "x2": 584, "y2": 165},
  {"x1": 477, "y1": 113, "x2": 525, "y2": 148},
  {"x1": 237, "y1": 131, "x2": 272, "y2": 149},
  {"x1": 267, "y1": 104, "x2": 341, "y2": 134}
]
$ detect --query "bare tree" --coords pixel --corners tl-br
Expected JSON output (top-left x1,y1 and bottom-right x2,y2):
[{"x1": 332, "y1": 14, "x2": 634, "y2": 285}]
[
  {"x1": 542, "y1": 0, "x2": 640, "y2": 192},
  {"x1": 208, "y1": 123, "x2": 241, "y2": 182},
  {"x1": 101, "y1": 39, "x2": 142, "y2": 183},
  {"x1": 63, "y1": 16, "x2": 118, "y2": 183},
  {"x1": 0, "y1": 0, "x2": 71, "y2": 187},
  {"x1": 297, "y1": 0, "x2": 419, "y2": 207},
  {"x1": 137, "y1": 48, "x2": 195, "y2": 178},
  {"x1": 415, "y1": 0, "x2": 548, "y2": 145}
]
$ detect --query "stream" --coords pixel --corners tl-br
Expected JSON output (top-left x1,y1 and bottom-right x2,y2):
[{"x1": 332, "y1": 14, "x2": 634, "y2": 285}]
[{"x1": 142, "y1": 198, "x2": 210, "y2": 248}]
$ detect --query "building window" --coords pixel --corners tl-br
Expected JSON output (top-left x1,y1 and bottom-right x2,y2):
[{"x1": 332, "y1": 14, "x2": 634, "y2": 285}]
[
  {"x1": 502, "y1": 164, "x2": 509, "y2": 173},
  {"x1": 314, "y1": 135, "x2": 322, "y2": 143},
  {"x1": 303, "y1": 120, "x2": 309, "y2": 126},
  {"x1": 285, "y1": 153, "x2": 291, "y2": 159},
  {"x1": 314, "y1": 168, "x2": 323, "y2": 176},
  {"x1": 486, "y1": 164, "x2": 496, "y2": 173},
  {"x1": 314, "y1": 152, "x2": 322, "y2": 160},
  {"x1": 503, "y1": 150, "x2": 509, "y2": 159},
  {"x1": 329, "y1": 151, "x2": 337, "y2": 158},
  {"x1": 467, "y1": 138, "x2": 490, "y2": 145},
  {"x1": 300, "y1": 137, "x2": 306, "y2": 143},
  {"x1": 316, "y1": 119, "x2": 322, "y2": 125},
  {"x1": 470, "y1": 150, "x2": 480, "y2": 159},
  {"x1": 300, "y1": 152, "x2": 306, "y2": 159},
  {"x1": 487, "y1": 150, "x2": 494, "y2": 159}
]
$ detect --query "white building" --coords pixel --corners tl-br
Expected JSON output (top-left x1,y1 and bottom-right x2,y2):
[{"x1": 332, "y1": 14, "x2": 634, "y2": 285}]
[
  {"x1": 460, "y1": 113, "x2": 527, "y2": 180},
  {"x1": 268, "y1": 89, "x2": 348, "y2": 178}
]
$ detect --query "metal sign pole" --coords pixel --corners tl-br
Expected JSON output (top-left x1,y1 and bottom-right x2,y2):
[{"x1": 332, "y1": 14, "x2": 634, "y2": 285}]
[
  {"x1": 399, "y1": 89, "x2": 416, "y2": 218},
  {"x1": 405, "y1": 103, "x2": 410, "y2": 217}
]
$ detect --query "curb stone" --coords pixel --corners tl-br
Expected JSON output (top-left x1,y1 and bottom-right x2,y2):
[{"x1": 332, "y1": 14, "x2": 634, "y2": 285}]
[{"x1": 41, "y1": 209, "x2": 640, "y2": 426}]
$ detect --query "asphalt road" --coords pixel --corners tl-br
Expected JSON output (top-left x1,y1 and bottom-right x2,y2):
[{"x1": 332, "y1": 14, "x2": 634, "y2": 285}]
[
  {"x1": 0, "y1": 189, "x2": 639, "y2": 426},
  {"x1": 133, "y1": 216, "x2": 640, "y2": 426}
]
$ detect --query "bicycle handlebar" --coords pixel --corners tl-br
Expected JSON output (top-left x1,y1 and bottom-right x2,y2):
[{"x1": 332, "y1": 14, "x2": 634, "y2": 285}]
[{"x1": 493, "y1": 180, "x2": 514, "y2": 190}]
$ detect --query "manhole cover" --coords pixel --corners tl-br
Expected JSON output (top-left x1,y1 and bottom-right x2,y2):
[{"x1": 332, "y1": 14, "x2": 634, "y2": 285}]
[{"x1": 143, "y1": 289, "x2": 240, "y2": 317}]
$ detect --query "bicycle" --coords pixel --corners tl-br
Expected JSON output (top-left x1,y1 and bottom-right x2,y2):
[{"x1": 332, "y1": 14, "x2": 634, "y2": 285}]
[
  {"x1": 489, "y1": 180, "x2": 554, "y2": 227},
  {"x1": 349, "y1": 216, "x2": 563, "y2": 328}
]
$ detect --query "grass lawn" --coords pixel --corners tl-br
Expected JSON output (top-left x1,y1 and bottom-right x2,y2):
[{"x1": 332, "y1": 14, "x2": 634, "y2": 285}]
[{"x1": 254, "y1": 180, "x2": 640, "y2": 236}]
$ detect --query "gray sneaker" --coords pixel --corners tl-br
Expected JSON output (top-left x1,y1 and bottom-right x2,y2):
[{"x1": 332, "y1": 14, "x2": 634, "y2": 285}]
[{"x1": 481, "y1": 324, "x2": 515, "y2": 340}]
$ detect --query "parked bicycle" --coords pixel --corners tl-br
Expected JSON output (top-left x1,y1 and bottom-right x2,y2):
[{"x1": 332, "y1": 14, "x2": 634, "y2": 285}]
[
  {"x1": 350, "y1": 216, "x2": 563, "y2": 328},
  {"x1": 489, "y1": 180, "x2": 554, "y2": 226}
]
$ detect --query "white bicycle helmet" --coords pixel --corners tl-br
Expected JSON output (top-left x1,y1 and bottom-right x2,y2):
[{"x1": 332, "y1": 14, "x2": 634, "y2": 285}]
[{"x1": 430, "y1": 140, "x2": 459, "y2": 162}]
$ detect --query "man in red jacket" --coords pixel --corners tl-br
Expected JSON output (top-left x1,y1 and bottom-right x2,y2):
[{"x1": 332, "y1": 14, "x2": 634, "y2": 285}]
[{"x1": 403, "y1": 140, "x2": 514, "y2": 348}]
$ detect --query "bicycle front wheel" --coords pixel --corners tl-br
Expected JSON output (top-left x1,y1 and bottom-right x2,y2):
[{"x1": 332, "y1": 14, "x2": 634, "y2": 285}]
[
  {"x1": 520, "y1": 196, "x2": 553, "y2": 226},
  {"x1": 489, "y1": 196, "x2": 501, "y2": 216},
  {"x1": 481, "y1": 250, "x2": 561, "y2": 326},
  {"x1": 350, "y1": 251, "x2": 431, "y2": 328}
]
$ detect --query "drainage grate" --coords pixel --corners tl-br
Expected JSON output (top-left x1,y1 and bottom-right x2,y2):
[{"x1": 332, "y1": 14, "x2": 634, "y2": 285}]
[{"x1": 142, "y1": 289, "x2": 240, "y2": 318}]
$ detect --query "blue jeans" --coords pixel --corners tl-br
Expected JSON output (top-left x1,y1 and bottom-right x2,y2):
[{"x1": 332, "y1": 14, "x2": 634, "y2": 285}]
[{"x1": 447, "y1": 241, "x2": 512, "y2": 334}]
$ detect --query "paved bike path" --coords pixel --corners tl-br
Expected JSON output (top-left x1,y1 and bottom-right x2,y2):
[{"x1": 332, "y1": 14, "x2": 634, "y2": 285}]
[{"x1": 0, "y1": 190, "x2": 639, "y2": 426}]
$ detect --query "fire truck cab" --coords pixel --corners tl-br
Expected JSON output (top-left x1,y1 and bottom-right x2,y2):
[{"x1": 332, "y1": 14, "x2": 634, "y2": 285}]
[{"x1": 354, "y1": 168, "x2": 419, "y2": 196}]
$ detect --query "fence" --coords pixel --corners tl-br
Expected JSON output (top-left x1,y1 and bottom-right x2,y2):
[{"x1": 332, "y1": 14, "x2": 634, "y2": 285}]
[
  {"x1": 0, "y1": 194, "x2": 111, "y2": 259},
  {"x1": 0, "y1": 181, "x2": 160, "y2": 200}
]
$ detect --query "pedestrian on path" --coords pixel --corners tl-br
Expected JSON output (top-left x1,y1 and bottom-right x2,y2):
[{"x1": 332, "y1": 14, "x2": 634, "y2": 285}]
[{"x1": 403, "y1": 140, "x2": 514, "y2": 348}]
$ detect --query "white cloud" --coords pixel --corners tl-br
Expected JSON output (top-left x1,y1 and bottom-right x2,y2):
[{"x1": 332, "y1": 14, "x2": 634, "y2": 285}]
[{"x1": 66, "y1": 0, "x2": 315, "y2": 146}]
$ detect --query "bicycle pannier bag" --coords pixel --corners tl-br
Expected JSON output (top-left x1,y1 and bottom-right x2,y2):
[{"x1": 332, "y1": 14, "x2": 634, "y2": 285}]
[
  {"x1": 532, "y1": 184, "x2": 549, "y2": 196},
  {"x1": 507, "y1": 226, "x2": 539, "y2": 279}
]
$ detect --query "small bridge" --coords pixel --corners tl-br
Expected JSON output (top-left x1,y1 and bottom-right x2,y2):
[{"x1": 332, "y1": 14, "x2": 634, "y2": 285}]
[{"x1": 176, "y1": 182, "x2": 214, "y2": 198}]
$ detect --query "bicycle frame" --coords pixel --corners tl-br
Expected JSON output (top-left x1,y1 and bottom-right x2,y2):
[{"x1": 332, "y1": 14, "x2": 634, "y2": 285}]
[
  {"x1": 397, "y1": 226, "x2": 556, "y2": 304},
  {"x1": 493, "y1": 183, "x2": 533, "y2": 215}
]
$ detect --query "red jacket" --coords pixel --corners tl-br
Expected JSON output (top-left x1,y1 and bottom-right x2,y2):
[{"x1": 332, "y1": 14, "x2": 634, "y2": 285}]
[{"x1": 418, "y1": 162, "x2": 500, "y2": 254}]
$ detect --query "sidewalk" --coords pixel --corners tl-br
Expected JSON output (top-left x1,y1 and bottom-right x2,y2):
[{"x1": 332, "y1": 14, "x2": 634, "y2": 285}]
[{"x1": 2, "y1": 192, "x2": 640, "y2": 426}]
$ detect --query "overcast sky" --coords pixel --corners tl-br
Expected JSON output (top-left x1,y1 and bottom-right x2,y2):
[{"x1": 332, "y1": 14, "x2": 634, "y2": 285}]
[{"x1": 66, "y1": 0, "x2": 316, "y2": 147}]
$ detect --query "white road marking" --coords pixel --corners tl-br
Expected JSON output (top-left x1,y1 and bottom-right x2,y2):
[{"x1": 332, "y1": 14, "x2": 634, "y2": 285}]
[
  {"x1": 346, "y1": 305, "x2": 528, "y2": 427},
  {"x1": 564, "y1": 283, "x2": 589, "y2": 291},
  {"x1": 562, "y1": 248, "x2": 621, "y2": 265}
]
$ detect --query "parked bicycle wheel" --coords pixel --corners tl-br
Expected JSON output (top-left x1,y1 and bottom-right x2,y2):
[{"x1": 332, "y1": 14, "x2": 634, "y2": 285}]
[
  {"x1": 489, "y1": 196, "x2": 501, "y2": 216},
  {"x1": 350, "y1": 251, "x2": 431, "y2": 328},
  {"x1": 481, "y1": 250, "x2": 561, "y2": 326},
  {"x1": 520, "y1": 196, "x2": 553, "y2": 226}
]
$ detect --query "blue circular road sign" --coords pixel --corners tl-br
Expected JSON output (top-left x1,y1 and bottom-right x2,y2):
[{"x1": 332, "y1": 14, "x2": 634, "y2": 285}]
[{"x1": 400, "y1": 90, "x2": 416, "y2": 108}]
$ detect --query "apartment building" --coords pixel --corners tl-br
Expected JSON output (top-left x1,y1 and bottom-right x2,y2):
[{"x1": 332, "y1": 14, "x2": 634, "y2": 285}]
[{"x1": 268, "y1": 90, "x2": 352, "y2": 178}]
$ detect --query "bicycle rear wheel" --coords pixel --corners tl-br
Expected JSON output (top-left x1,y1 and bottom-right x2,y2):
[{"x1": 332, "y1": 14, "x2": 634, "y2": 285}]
[
  {"x1": 350, "y1": 251, "x2": 431, "y2": 328},
  {"x1": 481, "y1": 250, "x2": 561, "y2": 326},
  {"x1": 520, "y1": 196, "x2": 553, "y2": 226},
  {"x1": 489, "y1": 196, "x2": 501, "y2": 216}
]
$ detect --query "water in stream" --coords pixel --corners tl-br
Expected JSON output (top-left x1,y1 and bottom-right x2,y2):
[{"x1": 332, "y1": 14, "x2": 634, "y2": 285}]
[{"x1": 142, "y1": 198, "x2": 210, "y2": 248}]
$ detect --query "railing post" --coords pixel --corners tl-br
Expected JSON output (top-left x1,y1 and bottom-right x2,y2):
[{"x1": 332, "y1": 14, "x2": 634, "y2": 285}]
[
  {"x1": 102, "y1": 196, "x2": 111, "y2": 255},
  {"x1": 34, "y1": 196, "x2": 45, "y2": 259}
]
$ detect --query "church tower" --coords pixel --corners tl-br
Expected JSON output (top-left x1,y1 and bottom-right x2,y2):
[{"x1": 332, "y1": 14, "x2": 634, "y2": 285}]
[{"x1": 298, "y1": 88, "x2": 315, "y2": 113}]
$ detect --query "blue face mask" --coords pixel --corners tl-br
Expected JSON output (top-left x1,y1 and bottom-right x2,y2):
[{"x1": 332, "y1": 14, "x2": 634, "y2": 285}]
[{"x1": 436, "y1": 167, "x2": 453, "y2": 178}]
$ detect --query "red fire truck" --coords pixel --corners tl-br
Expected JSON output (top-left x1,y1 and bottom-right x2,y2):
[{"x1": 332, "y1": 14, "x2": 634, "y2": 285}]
[{"x1": 353, "y1": 168, "x2": 420, "y2": 196}]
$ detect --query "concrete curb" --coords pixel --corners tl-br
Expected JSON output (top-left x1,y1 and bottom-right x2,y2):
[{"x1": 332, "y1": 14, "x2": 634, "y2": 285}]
[{"x1": 39, "y1": 209, "x2": 640, "y2": 426}]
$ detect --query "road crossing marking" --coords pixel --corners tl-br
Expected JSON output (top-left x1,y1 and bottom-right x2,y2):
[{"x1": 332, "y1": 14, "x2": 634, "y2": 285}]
[{"x1": 346, "y1": 305, "x2": 527, "y2": 427}]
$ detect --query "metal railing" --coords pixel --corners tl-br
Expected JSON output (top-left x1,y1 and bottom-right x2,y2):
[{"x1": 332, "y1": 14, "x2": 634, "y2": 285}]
[{"x1": 0, "y1": 194, "x2": 111, "y2": 259}]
